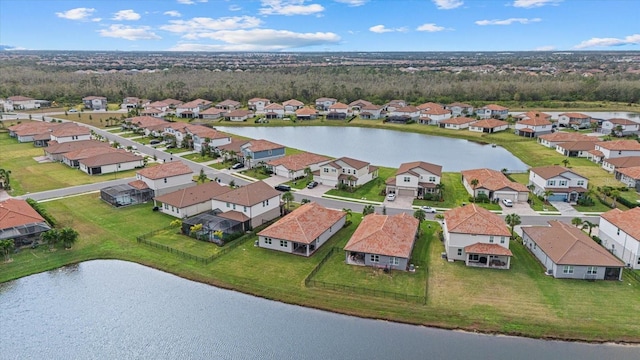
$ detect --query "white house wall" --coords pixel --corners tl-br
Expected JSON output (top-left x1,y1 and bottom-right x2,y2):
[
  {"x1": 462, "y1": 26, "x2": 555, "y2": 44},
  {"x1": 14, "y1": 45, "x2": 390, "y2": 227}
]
[
  {"x1": 598, "y1": 218, "x2": 640, "y2": 269},
  {"x1": 444, "y1": 231, "x2": 509, "y2": 261}
]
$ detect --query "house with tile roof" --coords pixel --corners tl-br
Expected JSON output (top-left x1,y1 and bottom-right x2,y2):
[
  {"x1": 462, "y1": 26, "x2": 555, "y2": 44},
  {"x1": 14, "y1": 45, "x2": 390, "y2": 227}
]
[
  {"x1": 348, "y1": 99, "x2": 373, "y2": 113},
  {"x1": 240, "y1": 139, "x2": 285, "y2": 168},
  {"x1": 522, "y1": 221, "x2": 624, "y2": 280},
  {"x1": 602, "y1": 156, "x2": 640, "y2": 174},
  {"x1": 601, "y1": 118, "x2": 640, "y2": 136},
  {"x1": 135, "y1": 161, "x2": 194, "y2": 196},
  {"x1": 384, "y1": 100, "x2": 407, "y2": 112},
  {"x1": 461, "y1": 168, "x2": 529, "y2": 203},
  {"x1": 475, "y1": 104, "x2": 508, "y2": 119},
  {"x1": 0, "y1": 198, "x2": 51, "y2": 247},
  {"x1": 44, "y1": 139, "x2": 111, "y2": 161},
  {"x1": 442, "y1": 204, "x2": 512, "y2": 269},
  {"x1": 515, "y1": 112, "x2": 553, "y2": 138},
  {"x1": 468, "y1": 119, "x2": 509, "y2": 133},
  {"x1": 153, "y1": 181, "x2": 231, "y2": 219},
  {"x1": 82, "y1": 96, "x2": 107, "y2": 110},
  {"x1": 557, "y1": 112, "x2": 592, "y2": 129},
  {"x1": 50, "y1": 124, "x2": 91, "y2": 143},
  {"x1": 344, "y1": 213, "x2": 419, "y2": 271},
  {"x1": 123, "y1": 116, "x2": 167, "y2": 134},
  {"x1": 385, "y1": 161, "x2": 442, "y2": 199},
  {"x1": 199, "y1": 107, "x2": 227, "y2": 120},
  {"x1": 186, "y1": 125, "x2": 232, "y2": 152},
  {"x1": 3, "y1": 96, "x2": 39, "y2": 111},
  {"x1": 326, "y1": 102, "x2": 349, "y2": 120},
  {"x1": 263, "y1": 103, "x2": 285, "y2": 119},
  {"x1": 267, "y1": 152, "x2": 331, "y2": 179},
  {"x1": 79, "y1": 151, "x2": 144, "y2": 176},
  {"x1": 588, "y1": 140, "x2": 640, "y2": 164},
  {"x1": 555, "y1": 141, "x2": 596, "y2": 158},
  {"x1": 211, "y1": 180, "x2": 282, "y2": 229},
  {"x1": 8, "y1": 122, "x2": 62, "y2": 143},
  {"x1": 598, "y1": 207, "x2": 640, "y2": 269},
  {"x1": 438, "y1": 116, "x2": 477, "y2": 130},
  {"x1": 224, "y1": 109, "x2": 254, "y2": 122},
  {"x1": 215, "y1": 99, "x2": 242, "y2": 111},
  {"x1": 528, "y1": 165, "x2": 588, "y2": 203},
  {"x1": 283, "y1": 99, "x2": 305, "y2": 113},
  {"x1": 294, "y1": 107, "x2": 318, "y2": 120},
  {"x1": 247, "y1": 98, "x2": 270, "y2": 112},
  {"x1": 537, "y1": 132, "x2": 599, "y2": 148},
  {"x1": 445, "y1": 102, "x2": 474, "y2": 117},
  {"x1": 61, "y1": 146, "x2": 122, "y2": 168},
  {"x1": 315, "y1": 157, "x2": 378, "y2": 188},
  {"x1": 258, "y1": 202, "x2": 346, "y2": 257},
  {"x1": 175, "y1": 99, "x2": 212, "y2": 118},
  {"x1": 418, "y1": 106, "x2": 452, "y2": 125},
  {"x1": 358, "y1": 104, "x2": 383, "y2": 120},
  {"x1": 315, "y1": 97, "x2": 337, "y2": 111},
  {"x1": 616, "y1": 166, "x2": 640, "y2": 191}
]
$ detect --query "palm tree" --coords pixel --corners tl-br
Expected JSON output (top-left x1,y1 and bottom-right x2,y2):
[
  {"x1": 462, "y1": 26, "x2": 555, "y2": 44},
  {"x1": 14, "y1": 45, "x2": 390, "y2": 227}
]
[
  {"x1": 197, "y1": 169, "x2": 208, "y2": 184},
  {"x1": 413, "y1": 208, "x2": 426, "y2": 225},
  {"x1": 41, "y1": 229, "x2": 60, "y2": 251},
  {"x1": 303, "y1": 167, "x2": 312, "y2": 181},
  {"x1": 543, "y1": 190, "x2": 553, "y2": 203},
  {"x1": 470, "y1": 179, "x2": 479, "y2": 203},
  {"x1": 504, "y1": 213, "x2": 521, "y2": 240},
  {"x1": 282, "y1": 191, "x2": 294, "y2": 211},
  {"x1": 362, "y1": 204, "x2": 375, "y2": 216},
  {"x1": 571, "y1": 217, "x2": 583, "y2": 228},
  {"x1": 60, "y1": 227, "x2": 79, "y2": 249},
  {"x1": 610, "y1": 189, "x2": 620, "y2": 208},
  {"x1": 342, "y1": 208, "x2": 352, "y2": 220},
  {"x1": 581, "y1": 221, "x2": 598, "y2": 236},
  {"x1": 0, "y1": 239, "x2": 15, "y2": 262},
  {"x1": 562, "y1": 158, "x2": 570, "y2": 167},
  {"x1": 435, "y1": 183, "x2": 445, "y2": 201}
]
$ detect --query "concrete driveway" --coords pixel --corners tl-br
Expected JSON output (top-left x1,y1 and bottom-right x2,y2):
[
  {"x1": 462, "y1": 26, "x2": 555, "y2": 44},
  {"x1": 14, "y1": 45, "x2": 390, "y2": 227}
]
[
  {"x1": 550, "y1": 201, "x2": 582, "y2": 216},
  {"x1": 385, "y1": 194, "x2": 414, "y2": 210},
  {"x1": 501, "y1": 201, "x2": 537, "y2": 216}
]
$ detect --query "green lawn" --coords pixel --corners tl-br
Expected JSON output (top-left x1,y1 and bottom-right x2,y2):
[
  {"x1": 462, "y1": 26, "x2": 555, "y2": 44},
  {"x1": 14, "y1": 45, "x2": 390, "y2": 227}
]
[
  {"x1": 413, "y1": 172, "x2": 501, "y2": 211},
  {"x1": 144, "y1": 228, "x2": 224, "y2": 257},
  {"x1": 181, "y1": 152, "x2": 217, "y2": 163},
  {"x1": 324, "y1": 167, "x2": 395, "y2": 202},
  {"x1": 117, "y1": 132, "x2": 141, "y2": 138},
  {"x1": 239, "y1": 167, "x2": 271, "y2": 180}
]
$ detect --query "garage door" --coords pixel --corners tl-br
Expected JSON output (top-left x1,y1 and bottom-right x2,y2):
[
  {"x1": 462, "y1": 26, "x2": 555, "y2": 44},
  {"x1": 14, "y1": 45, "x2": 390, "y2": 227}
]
[
  {"x1": 398, "y1": 189, "x2": 414, "y2": 197},
  {"x1": 274, "y1": 167, "x2": 290, "y2": 178},
  {"x1": 495, "y1": 192, "x2": 517, "y2": 202},
  {"x1": 547, "y1": 193, "x2": 567, "y2": 202}
]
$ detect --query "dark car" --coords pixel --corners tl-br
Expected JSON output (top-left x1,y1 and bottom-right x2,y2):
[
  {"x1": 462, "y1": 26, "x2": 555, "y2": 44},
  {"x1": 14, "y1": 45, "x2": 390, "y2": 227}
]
[
  {"x1": 149, "y1": 139, "x2": 161, "y2": 145},
  {"x1": 275, "y1": 184, "x2": 291, "y2": 192},
  {"x1": 307, "y1": 181, "x2": 318, "y2": 189},
  {"x1": 231, "y1": 163, "x2": 243, "y2": 169}
]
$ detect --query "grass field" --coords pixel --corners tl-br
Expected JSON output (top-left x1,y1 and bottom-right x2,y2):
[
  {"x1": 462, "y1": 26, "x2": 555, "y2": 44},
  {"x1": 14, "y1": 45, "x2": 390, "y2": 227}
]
[
  {"x1": 413, "y1": 172, "x2": 501, "y2": 211},
  {"x1": 144, "y1": 228, "x2": 223, "y2": 258},
  {"x1": 325, "y1": 167, "x2": 395, "y2": 202}
]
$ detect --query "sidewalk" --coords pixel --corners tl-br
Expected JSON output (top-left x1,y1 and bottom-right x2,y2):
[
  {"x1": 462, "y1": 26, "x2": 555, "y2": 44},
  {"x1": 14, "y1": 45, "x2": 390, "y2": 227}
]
[{"x1": 549, "y1": 201, "x2": 583, "y2": 216}]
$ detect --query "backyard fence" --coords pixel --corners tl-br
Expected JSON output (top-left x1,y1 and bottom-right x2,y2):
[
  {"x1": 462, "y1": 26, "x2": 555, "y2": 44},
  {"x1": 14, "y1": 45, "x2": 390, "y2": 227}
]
[
  {"x1": 626, "y1": 269, "x2": 640, "y2": 283},
  {"x1": 136, "y1": 236, "x2": 211, "y2": 264}
]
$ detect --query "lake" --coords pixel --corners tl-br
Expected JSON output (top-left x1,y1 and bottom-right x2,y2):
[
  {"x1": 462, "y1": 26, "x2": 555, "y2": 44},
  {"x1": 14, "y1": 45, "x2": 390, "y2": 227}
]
[
  {"x1": 1, "y1": 260, "x2": 638, "y2": 360},
  {"x1": 216, "y1": 126, "x2": 528, "y2": 172}
]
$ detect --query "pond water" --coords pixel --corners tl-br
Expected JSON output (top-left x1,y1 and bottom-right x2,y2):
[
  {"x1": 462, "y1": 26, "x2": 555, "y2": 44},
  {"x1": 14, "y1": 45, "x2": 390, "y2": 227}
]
[
  {"x1": 216, "y1": 126, "x2": 528, "y2": 172},
  {"x1": 1, "y1": 260, "x2": 638, "y2": 360}
]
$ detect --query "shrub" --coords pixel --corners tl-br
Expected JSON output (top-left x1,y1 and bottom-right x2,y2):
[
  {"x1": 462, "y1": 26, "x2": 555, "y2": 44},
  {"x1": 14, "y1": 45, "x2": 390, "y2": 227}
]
[
  {"x1": 577, "y1": 196, "x2": 595, "y2": 206},
  {"x1": 26, "y1": 198, "x2": 56, "y2": 227},
  {"x1": 591, "y1": 235, "x2": 602, "y2": 244}
]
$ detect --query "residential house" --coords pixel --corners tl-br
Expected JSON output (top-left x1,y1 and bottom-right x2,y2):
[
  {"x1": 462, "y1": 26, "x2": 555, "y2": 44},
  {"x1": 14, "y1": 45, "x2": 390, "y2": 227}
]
[
  {"x1": 294, "y1": 107, "x2": 318, "y2": 120},
  {"x1": 359, "y1": 104, "x2": 383, "y2": 119},
  {"x1": 240, "y1": 139, "x2": 286, "y2": 168},
  {"x1": 385, "y1": 161, "x2": 442, "y2": 198},
  {"x1": 445, "y1": 102, "x2": 474, "y2": 117},
  {"x1": 515, "y1": 112, "x2": 553, "y2": 138},
  {"x1": 537, "y1": 132, "x2": 599, "y2": 148},
  {"x1": 186, "y1": 125, "x2": 232, "y2": 152},
  {"x1": 267, "y1": 152, "x2": 331, "y2": 179},
  {"x1": 61, "y1": 146, "x2": 121, "y2": 168},
  {"x1": 476, "y1": 104, "x2": 509, "y2": 119},
  {"x1": 79, "y1": 151, "x2": 144, "y2": 176},
  {"x1": 175, "y1": 99, "x2": 212, "y2": 118},
  {"x1": 49, "y1": 124, "x2": 91, "y2": 143},
  {"x1": 121, "y1": 97, "x2": 144, "y2": 110},
  {"x1": 416, "y1": 102, "x2": 443, "y2": 111},
  {"x1": 82, "y1": 96, "x2": 107, "y2": 110},
  {"x1": 224, "y1": 109, "x2": 254, "y2": 122},
  {"x1": 439, "y1": 116, "x2": 477, "y2": 130},
  {"x1": 326, "y1": 102, "x2": 349, "y2": 120},
  {"x1": 418, "y1": 106, "x2": 452, "y2": 125},
  {"x1": 528, "y1": 165, "x2": 588, "y2": 203},
  {"x1": 123, "y1": 116, "x2": 167, "y2": 134},
  {"x1": 344, "y1": 213, "x2": 419, "y2": 271},
  {"x1": 601, "y1": 118, "x2": 640, "y2": 136},
  {"x1": 146, "y1": 100, "x2": 171, "y2": 113},
  {"x1": 384, "y1": 100, "x2": 407, "y2": 112},
  {"x1": 389, "y1": 106, "x2": 421, "y2": 122},
  {"x1": 315, "y1": 157, "x2": 378, "y2": 188},
  {"x1": 8, "y1": 122, "x2": 62, "y2": 143},
  {"x1": 602, "y1": 156, "x2": 640, "y2": 174},
  {"x1": 135, "y1": 162, "x2": 194, "y2": 196},
  {"x1": 588, "y1": 140, "x2": 640, "y2": 164},
  {"x1": 315, "y1": 97, "x2": 337, "y2": 111},
  {"x1": 283, "y1": 99, "x2": 305, "y2": 113},
  {"x1": 0, "y1": 198, "x2": 51, "y2": 247},
  {"x1": 153, "y1": 181, "x2": 231, "y2": 219},
  {"x1": 615, "y1": 166, "x2": 640, "y2": 192},
  {"x1": 44, "y1": 140, "x2": 110, "y2": 162},
  {"x1": 555, "y1": 141, "x2": 596, "y2": 158},
  {"x1": 558, "y1": 112, "x2": 592, "y2": 129},
  {"x1": 443, "y1": 204, "x2": 512, "y2": 269},
  {"x1": 215, "y1": 99, "x2": 242, "y2": 111},
  {"x1": 211, "y1": 180, "x2": 282, "y2": 229},
  {"x1": 468, "y1": 119, "x2": 509, "y2": 133},
  {"x1": 348, "y1": 99, "x2": 373, "y2": 113},
  {"x1": 258, "y1": 202, "x2": 346, "y2": 257},
  {"x1": 522, "y1": 221, "x2": 623, "y2": 280},
  {"x1": 140, "y1": 107, "x2": 166, "y2": 118},
  {"x1": 161, "y1": 98, "x2": 183, "y2": 109},
  {"x1": 599, "y1": 207, "x2": 640, "y2": 269},
  {"x1": 247, "y1": 98, "x2": 270, "y2": 112},
  {"x1": 4, "y1": 96, "x2": 40, "y2": 111},
  {"x1": 461, "y1": 168, "x2": 529, "y2": 203},
  {"x1": 264, "y1": 103, "x2": 285, "y2": 119},
  {"x1": 199, "y1": 107, "x2": 227, "y2": 120}
]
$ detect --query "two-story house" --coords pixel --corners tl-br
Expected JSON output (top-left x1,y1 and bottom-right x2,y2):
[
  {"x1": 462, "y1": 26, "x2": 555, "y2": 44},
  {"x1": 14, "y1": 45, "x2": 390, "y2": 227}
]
[
  {"x1": 153, "y1": 181, "x2": 231, "y2": 219},
  {"x1": 461, "y1": 168, "x2": 529, "y2": 203},
  {"x1": 135, "y1": 161, "x2": 194, "y2": 196},
  {"x1": 359, "y1": 104, "x2": 384, "y2": 120},
  {"x1": 598, "y1": 207, "x2": 640, "y2": 269},
  {"x1": 186, "y1": 125, "x2": 232, "y2": 152},
  {"x1": 348, "y1": 99, "x2": 373, "y2": 113},
  {"x1": 315, "y1": 157, "x2": 378, "y2": 188},
  {"x1": 240, "y1": 139, "x2": 286, "y2": 168},
  {"x1": 326, "y1": 102, "x2": 349, "y2": 120},
  {"x1": 588, "y1": 140, "x2": 640, "y2": 164},
  {"x1": 385, "y1": 161, "x2": 442, "y2": 199},
  {"x1": 601, "y1": 118, "x2": 640, "y2": 136},
  {"x1": 247, "y1": 98, "x2": 270, "y2": 112},
  {"x1": 515, "y1": 112, "x2": 553, "y2": 137},
  {"x1": 82, "y1": 96, "x2": 107, "y2": 110},
  {"x1": 264, "y1": 103, "x2": 285, "y2": 119},
  {"x1": 557, "y1": 112, "x2": 592, "y2": 129},
  {"x1": 211, "y1": 180, "x2": 282, "y2": 230},
  {"x1": 528, "y1": 165, "x2": 588, "y2": 203},
  {"x1": 418, "y1": 106, "x2": 452, "y2": 125},
  {"x1": 215, "y1": 99, "x2": 242, "y2": 111},
  {"x1": 315, "y1": 97, "x2": 337, "y2": 111},
  {"x1": 476, "y1": 104, "x2": 508, "y2": 119},
  {"x1": 443, "y1": 204, "x2": 512, "y2": 269},
  {"x1": 283, "y1": 99, "x2": 305, "y2": 113},
  {"x1": 175, "y1": 99, "x2": 212, "y2": 118},
  {"x1": 445, "y1": 102, "x2": 474, "y2": 117}
]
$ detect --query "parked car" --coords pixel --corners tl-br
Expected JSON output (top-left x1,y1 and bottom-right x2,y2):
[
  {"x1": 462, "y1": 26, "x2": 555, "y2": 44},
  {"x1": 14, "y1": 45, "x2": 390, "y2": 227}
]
[
  {"x1": 149, "y1": 139, "x2": 161, "y2": 145},
  {"x1": 68, "y1": 108, "x2": 78, "y2": 113},
  {"x1": 386, "y1": 193, "x2": 396, "y2": 201},
  {"x1": 275, "y1": 184, "x2": 291, "y2": 192},
  {"x1": 502, "y1": 199, "x2": 513, "y2": 207},
  {"x1": 307, "y1": 181, "x2": 318, "y2": 189},
  {"x1": 231, "y1": 163, "x2": 243, "y2": 169},
  {"x1": 420, "y1": 206, "x2": 437, "y2": 213}
]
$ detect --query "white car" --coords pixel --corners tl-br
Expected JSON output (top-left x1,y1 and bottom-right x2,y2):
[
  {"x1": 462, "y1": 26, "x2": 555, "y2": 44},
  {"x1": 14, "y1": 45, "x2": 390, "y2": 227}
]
[
  {"x1": 386, "y1": 193, "x2": 396, "y2": 201},
  {"x1": 420, "y1": 206, "x2": 437, "y2": 213},
  {"x1": 502, "y1": 199, "x2": 513, "y2": 207}
]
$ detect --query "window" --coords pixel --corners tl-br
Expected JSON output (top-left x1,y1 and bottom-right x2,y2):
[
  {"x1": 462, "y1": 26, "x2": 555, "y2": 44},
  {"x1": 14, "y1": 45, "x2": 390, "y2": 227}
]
[
  {"x1": 226, "y1": 202, "x2": 230, "y2": 208},
  {"x1": 264, "y1": 238, "x2": 272, "y2": 245},
  {"x1": 500, "y1": 237, "x2": 505, "y2": 244},
  {"x1": 637, "y1": 257, "x2": 640, "y2": 265},
  {"x1": 243, "y1": 206, "x2": 247, "y2": 212},
  {"x1": 403, "y1": 176, "x2": 411, "y2": 183},
  {"x1": 559, "y1": 180, "x2": 567, "y2": 186},
  {"x1": 617, "y1": 228, "x2": 620, "y2": 236},
  {"x1": 577, "y1": 180, "x2": 585, "y2": 186},
  {"x1": 370, "y1": 254, "x2": 380, "y2": 263},
  {"x1": 469, "y1": 254, "x2": 479, "y2": 261},
  {"x1": 323, "y1": 168, "x2": 329, "y2": 173},
  {"x1": 547, "y1": 180, "x2": 555, "y2": 186},
  {"x1": 457, "y1": 248, "x2": 462, "y2": 256},
  {"x1": 429, "y1": 176, "x2": 436, "y2": 182},
  {"x1": 232, "y1": 204, "x2": 236, "y2": 210},
  {"x1": 279, "y1": 240, "x2": 287, "y2": 247},
  {"x1": 389, "y1": 257, "x2": 399, "y2": 266},
  {"x1": 489, "y1": 236, "x2": 494, "y2": 243},
  {"x1": 563, "y1": 265, "x2": 574, "y2": 274},
  {"x1": 164, "y1": 178, "x2": 168, "y2": 183},
  {"x1": 587, "y1": 267, "x2": 597, "y2": 275},
  {"x1": 164, "y1": 203, "x2": 168, "y2": 210}
]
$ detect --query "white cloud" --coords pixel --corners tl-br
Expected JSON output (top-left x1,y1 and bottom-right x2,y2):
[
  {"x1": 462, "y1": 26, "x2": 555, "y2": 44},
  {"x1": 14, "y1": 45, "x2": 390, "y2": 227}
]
[
  {"x1": 55, "y1": 8, "x2": 96, "y2": 21},
  {"x1": 432, "y1": 0, "x2": 463, "y2": 9},
  {"x1": 161, "y1": 16, "x2": 262, "y2": 34},
  {"x1": 334, "y1": 0, "x2": 368, "y2": 6},
  {"x1": 229, "y1": 5, "x2": 242, "y2": 11},
  {"x1": 259, "y1": 0, "x2": 324, "y2": 16},
  {"x1": 92, "y1": 18, "x2": 102, "y2": 22},
  {"x1": 98, "y1": 25, "x2": 161, "y2": 40},
  {"x1": 475, "y1": 17, "x2": 541, "y2": 25},
  {"x1": 369, "y1": 25, "x2": 407, "y2": 33},
  {"x1": 112, "y1": 10, "x2": 141, "y2": 21},
  {"x1": 513, "y1": 0, "x2": 562, "y2": 8},
  {"x1": 177, "y1": 0, "x2": 208, "y2": 4},
  {"x1": 416, "y1": 23, "x2": 446, "y2": 32},
  {"x1": 574, "y1": 34, "x2": 640, "y2": 49},
  {"x1": 534, "y1": 45, "x2": 556, "y2": 51},
  {"x1": 164, "y1": 10, "x2": 182, "y2": 17},
  {"x1": 169, "y1": 29, "x2": 340, "y2": 51}
]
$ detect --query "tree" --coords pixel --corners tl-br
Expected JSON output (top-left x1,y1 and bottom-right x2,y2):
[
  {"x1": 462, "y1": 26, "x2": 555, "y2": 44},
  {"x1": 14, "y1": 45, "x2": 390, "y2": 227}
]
[
  {"x1": 342, "y1": 208, "x2": 352, "y2": 220},
  {"x1": 197, "y1": 169, "x2": 208, "y2": 184},
  {"x1": 543, "y1": 190, "x2": 553, "y2": 203},
  {"x1": 504, "y1": 213, "x2": 521, "y2": 240},
  {"x1": 571, "y1": 217, "x2": 583, "y2": 228},
  {"x1": 381, "y1": 204, "x2": 387, "y2": 215},
  {"x1": 303, "y1": 167, "x2": 312, "y2": 181},
  {"x1": 282, "y1": 191, "x2": 294, "y2": 211},
  {"x1": 562, "y1": 158, "x2": 570, "y2": 167},
  {"x1": 229, "y1": 180, "x2": 236, "y2": 188},
  {"x1": 470, "y1": 179, "x2": 479, "y2": 203},
  {"x1": 614, "y1": 125, "x2": 624, "y2": 137},
  {"x1": 362, "y1": 204, "x2": 375, "y2": 216},
  {"x1": 0, "y1": 168, "x2": 12, "y2": 190},
  {"x1": 435, "y1": 183, "x2": 445, "y2": 201},
  {"x1": 610, "y1": 189, "x2": 620, "y2": 207},
  {"x1": 413, "y1": 208, "x2": 426, "y2": 225},
  {"x1": 60, "y1": 227, "x2": 79, "y2": 249},
  {"x1": 581, "y1": 220, "x2": 598, "y2": 236},
  {"x1": 41, "y1": 229, "x2": 60, "y2": 251},
  {"x1": 0, "y1": 239, "x2": 15, "y2": 262}
]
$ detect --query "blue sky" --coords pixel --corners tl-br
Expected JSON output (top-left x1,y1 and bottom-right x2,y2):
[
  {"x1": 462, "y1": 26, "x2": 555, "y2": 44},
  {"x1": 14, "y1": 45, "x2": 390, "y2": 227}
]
[{"x1": 1, "y1": 0, "x2": 639, "y2": 52}]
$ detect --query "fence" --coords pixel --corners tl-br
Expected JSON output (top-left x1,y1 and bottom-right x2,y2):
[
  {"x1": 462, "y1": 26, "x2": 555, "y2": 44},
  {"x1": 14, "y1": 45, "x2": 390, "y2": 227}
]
[
  {"x1": 626, "y1": 269, "x2": 640, "y2": 283},
  {"x1": 304, "y1": 247, "x2": 427, "y2": 304},
  {"x1": 136, "y1": 236, "x2": 211, "y2": 264}
]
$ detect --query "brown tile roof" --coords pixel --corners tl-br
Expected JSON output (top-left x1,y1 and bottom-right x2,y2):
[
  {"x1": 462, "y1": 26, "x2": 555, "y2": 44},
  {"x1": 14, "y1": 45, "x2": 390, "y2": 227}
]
[
  {"x1": 217, "y1": 138, "x2": 249, "y2": 153},
  {"x1": 600, "y1": 207, "x2": 640, "y2": 240},
  {"x1": 344, "y1": 213, "x2": 419, "y2": 258},
  {"x1": 539, "y1": 166, "x2": 584, "y2": 186},
  {"x1": 395, "y1": 106, "x2": 420, "y2": 113},
  {"x1": 185, "y1": 125, "x2": 229, "y2": 139},
  {"x1": 616, "y1": 166, "x2": 640, "y2": 179},
  {"x1": 0, "y1": 199, "x2": 47, "y2": 229},
  {"x1": 8, "y1": 121, "x2": 60, "y2": 136},
  {"x1": 316, "y1": 97, "x2": 337, "y2": 102},
  {"x1": 603, "y1": 156, "x2": 640, "y2": 168},
  {"x1": 137, "y1": 162, "x2": 193, "y2": 180},
  {"x1": 217, "y1": 210, "x2": 250, "y2": 222},
  {"x1": 461, "y1": 168, "x2": 529, "y2": 192},
  {"x1": 82, "y1": 96, "x2": 106, "y2": 100},
  {"x1": 258, "y1": 202, "x2": 346, "y2": 244},
  {"x1": 8, "y1": 95, "x2": 34, "y2": 101},
  {"x1": 361, "y1": 104, "x2": 382, "y2": 111},
  {"x1": 523, "y1": 221, "x2": 624, "y2": 266},
  {"x1": 444, "y1": 204, "x2": 511, "y2": 237},
  {"x1": 518, "y1": 111, "x2": 552, "y2": 120},
  {"x1": 213, "y1": 181, "x2": 280, "y2": 207},
  {"x1": 518, "y1": 113, "x2": 552, "y2": 126},
  {"x1": 331, "y1": 157, "x2": 369, "y2": 170},
  {"x1": 248, "y1": 97, "x2": 270, "y2": 103},
  {"x1": 329, "y1": 102, "x2": 348, "y2": 109},
  {"x1": 225, "y1": 110, "x2": 254, "y2": 117},
  {"x1": 465, "y1": 243, "x2": 513, "y2": 256},
  {"x1": 162, "y1": 98, "x2": 183, "y2": 106},
  {"x1": 538, "y1": 132, "x2": 598, "y2": 143},
  {"x1": 128, "y1": 180, "x2": 149, "y2": 190},
  {"x1": 606, "y1": 118, "x2": 638, "y2": 125},
  {"x1": 265, "y1": 103, "x2": 284, "y2": 110},
  {"x1": 396, "y1": 161, "x2": 442, "y2": 177},
  {"x1": 63, "y1": 146, "x2": 121, "y2": 161},
  {"x1": 483, "y1": 104, "x2": 508, "y2": 111},
  {"x1": 588, "y1": 149, "x2": 604, "y2": 158},
  {"x1": 147, "y1": 100, "x2": 169, "y2": 108},
  {"x1": 596, "y1": 140, "x2": 640, "y2": 151},
  {"x1": 471, "y1": 119, "x2": 509, "y2": 128},
  {"x1": 217, "y1": 99, "x2": 241, "y2": 107},
  {"x1": 295, "y1": 107, "x2": 318, "y2": 116},
  {"x1": 199, "y1": 107, "x2": 227, "y2": 115},
  {"x1": 267, "y1": 152, "x2": 330, "y2": 171},
  {"x1": 555, "y1": 141, "x2": 597, "y2": 151},
  {"x1": 154, "y1": 182, "x2": 231, "y2": 208},
  {"x1": 559, "y1": 112, "x2": 590, "y2": 119},
  {"x1": 283, "y1": 99, "x2": 304, "y2": 107},
  {"x1": 125, "y1": 116, "x2": 167, "y2": 128},
  {"x1": 51, "y1": 125, "x2": 90, "y2": 137},
  {"x1": 421, "y1": 107, "x2": 451, "y2": 115},
  {"x1": 245, "y1": 139, "x2": 284, "y2": 152},
  {"x1": 440, "y1": 116, "x2": 476, "y2": 125},
  {"x1": 348, "y1": 99, "x2": 372, "y2": 107},
  {"x1": 45, "y1": 140, "x2": 110, "y2": 155},
  {"x1": 79, "y1": 151, "x2": 143, "y2": 168},
  {"x1": 417, "y1": 102, "x2": 444, "y2": 110}
]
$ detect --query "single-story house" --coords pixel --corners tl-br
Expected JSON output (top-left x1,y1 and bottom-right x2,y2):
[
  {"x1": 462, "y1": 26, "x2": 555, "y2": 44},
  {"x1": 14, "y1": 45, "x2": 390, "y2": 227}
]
[
  {"x1": 267, "y1": 152, "x2": 331, "y2": 179},
  {"x1": 555, "y1": 141, "x2": 596, "y2": 158},
  {"x1": 537, "y1": 132, "x2": 598, "y2": 148},
  {"x1": 599, "y1": 207, "x2": 640, "y2": 269},
  {"x1": 215, "y1": 99, "x2": 242, "y2": 111},
  {"x1": 439, "y1": 116, "x2": 477, "y2": 130},
  {"x1": 616, "y1": 166, "x2": 640, "y2": 191},
  {"x1": 61, "y1": 146, "x2": 121, "y2": 168},
  {"x1": 79, "y1": 151, "x2": 144, "y2": 175},
  {"x1": 199, "y1": 107, "x2": 227, "y2": 120},
  {"x1": 44, "y1": 140, "x2": 110, "y2": 162},
  {"x1": 224, "y1": 109, "x2": 254, "y2": 122},
  {"x1": 602, "y1": 156, "x2": 640, "y2": 174},
  {"x1": 0, "y1": 198, "x2": 51, "y2": 247},
  {"x1": 461, "y1": 168, "x2": 529, "y2": 203},
  {"x1": 589, "y1": 140, "x2": 640, "y2": 164},
  {"x1": 294, "y1": 107, "x2": 318, "y2": 120},
  {"x1": 153, "y1": 181, "x2": 231, "y2": 219},
  {"x1": 468, "y1": 119, "x2": 509, "y2": 133}
]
